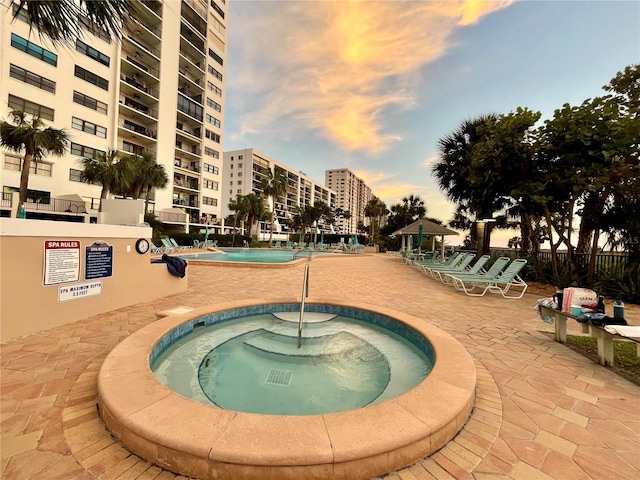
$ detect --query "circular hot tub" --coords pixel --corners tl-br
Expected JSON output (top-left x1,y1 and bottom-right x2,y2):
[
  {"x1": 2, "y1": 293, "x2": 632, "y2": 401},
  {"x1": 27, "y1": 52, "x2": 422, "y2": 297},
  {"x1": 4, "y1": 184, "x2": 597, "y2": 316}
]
[{"x1": 97, "y1": 298, "x2": 476, "y2": 480}]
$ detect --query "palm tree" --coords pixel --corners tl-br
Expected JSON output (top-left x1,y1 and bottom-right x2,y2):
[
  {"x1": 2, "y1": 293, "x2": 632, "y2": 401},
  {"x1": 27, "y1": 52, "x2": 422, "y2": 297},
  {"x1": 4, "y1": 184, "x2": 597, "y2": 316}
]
[
  {"x1": 11, "y1": 0, "x2": 139, "y2": 48},
  {"x1": 0, "y1": 109, "x2": 68, "y2": 217},
  {"x1": 127, "y1": 151, "x2": 169, "y2": 214},
  {"x1": 364, "y1": 196, "x2": 388, "y2": 243},
  {"x1": 79, "y1": 149, "x2": 134, "y2": 212},
  {"x1": 260, "y1": 166, "x2": 289, "y2": 247},
  {"x1": 228, "y1": 195, "x2": 249, "y2": 246},
  {"x1": 244, "y1": 193, "x2": 265, "y2": 240},
  {"x1": 432, "y1": 114, "x2": 501, "y2": 248}
]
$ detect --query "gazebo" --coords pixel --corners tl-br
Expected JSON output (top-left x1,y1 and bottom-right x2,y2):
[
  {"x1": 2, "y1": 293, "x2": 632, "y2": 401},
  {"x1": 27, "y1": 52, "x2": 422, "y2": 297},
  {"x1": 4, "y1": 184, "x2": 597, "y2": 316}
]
[{"x1": 392, "y1": 218, "x2": 459, "y2": 258}]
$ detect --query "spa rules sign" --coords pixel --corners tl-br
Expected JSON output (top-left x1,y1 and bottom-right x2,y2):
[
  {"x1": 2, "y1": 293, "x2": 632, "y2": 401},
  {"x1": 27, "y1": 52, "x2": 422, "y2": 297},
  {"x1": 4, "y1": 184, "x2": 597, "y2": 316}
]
[{"x1": 43, "y1": 240, "x2": 80, "y2": 285}]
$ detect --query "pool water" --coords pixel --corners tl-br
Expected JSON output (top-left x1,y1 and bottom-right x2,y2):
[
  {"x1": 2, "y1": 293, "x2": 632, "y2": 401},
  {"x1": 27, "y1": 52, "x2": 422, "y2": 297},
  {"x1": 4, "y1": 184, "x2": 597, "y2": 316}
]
[
  {"x1": 151, "y1": 313, "x2": 433, "y2": 415},
  {"x1": 180, "y1": 248, "x2": 334, "y2": 263}
]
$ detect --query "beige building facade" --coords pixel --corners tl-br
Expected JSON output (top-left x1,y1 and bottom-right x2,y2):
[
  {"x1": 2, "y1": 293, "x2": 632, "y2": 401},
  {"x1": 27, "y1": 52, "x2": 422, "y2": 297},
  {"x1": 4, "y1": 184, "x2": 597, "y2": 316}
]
[
  {"x1": 223, "y1": 148, "x2": 336, "y2": 240},
  {"x1": 325, "y1": 168, "x2": 373, "y2": 234},
  {"x1": 1, "y1": 0, "x2": 227, "y2": 232}
]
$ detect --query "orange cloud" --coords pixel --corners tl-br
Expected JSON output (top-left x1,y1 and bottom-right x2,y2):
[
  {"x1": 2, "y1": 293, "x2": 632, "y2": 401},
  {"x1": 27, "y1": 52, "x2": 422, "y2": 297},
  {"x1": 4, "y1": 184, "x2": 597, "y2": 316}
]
[{"x1": 233, "y1": 1, "x2": 514, "y2": 152}]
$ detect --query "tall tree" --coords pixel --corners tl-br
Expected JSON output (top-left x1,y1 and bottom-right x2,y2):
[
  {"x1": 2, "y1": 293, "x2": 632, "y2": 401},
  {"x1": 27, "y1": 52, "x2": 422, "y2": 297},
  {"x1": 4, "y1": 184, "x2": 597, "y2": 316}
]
[
  {"x1": 260, "y1": 166, "x2": 289, "y2": 247},
  {"x1": 228, "y1": 195, "x2": 249, "y2": 246},
  {"x1": 126, "y1": 151, "x2": 169, "y2": 214},
  {"x1": 11, "y1": 0, "x2": 139, "y2": 47},
  {"x1": 0, "y1": 110, "x2": 68, "y2": 217},
  {"x1": 364, "y1": 196, "x2": 388, "y2": 243},
  {"x1": 79, "y1": 150, "x2": 134, "y2": 212},
  {"x1": 433, "y1": 114, "x2": 505, "y2": 249},
  {"x1": 244, "y1": 193, "x2": 265, "y2": 240}
]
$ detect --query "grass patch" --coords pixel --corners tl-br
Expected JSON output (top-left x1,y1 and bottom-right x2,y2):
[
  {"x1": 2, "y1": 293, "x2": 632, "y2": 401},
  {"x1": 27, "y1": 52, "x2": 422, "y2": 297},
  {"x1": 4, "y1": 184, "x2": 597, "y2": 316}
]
[{"x1": 564, "y1": 335, "x2": 640, "y2": 387}]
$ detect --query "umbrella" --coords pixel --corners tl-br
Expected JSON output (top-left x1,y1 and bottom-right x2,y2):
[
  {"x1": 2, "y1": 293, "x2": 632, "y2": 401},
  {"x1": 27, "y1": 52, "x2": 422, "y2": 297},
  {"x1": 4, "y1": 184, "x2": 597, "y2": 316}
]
[
  {"x1": 417, "y1": 224, "x2": 423, "y2": 253},
  {"x1": 409, "y1": 235, "x2": 413, "y2": 251},
  {"x1": 320, "y1": 232, "x2": 324, "y2": 244},
  {"x1": 204, "y1": 225, "x2": 209, "y2": 245}
]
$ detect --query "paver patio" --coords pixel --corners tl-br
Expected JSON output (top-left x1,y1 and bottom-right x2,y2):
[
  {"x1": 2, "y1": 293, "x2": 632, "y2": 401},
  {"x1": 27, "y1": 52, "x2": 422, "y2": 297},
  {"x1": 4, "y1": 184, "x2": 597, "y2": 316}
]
[{"x1": 2, "y1": 254, "x2": 639, "y2": 479}]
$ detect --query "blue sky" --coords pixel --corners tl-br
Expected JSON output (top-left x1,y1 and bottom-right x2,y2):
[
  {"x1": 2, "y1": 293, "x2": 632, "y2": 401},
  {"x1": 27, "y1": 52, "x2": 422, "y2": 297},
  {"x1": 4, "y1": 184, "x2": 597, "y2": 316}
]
[{"x1": 223, "y1": 0, "x2": 640, "y2": 246}]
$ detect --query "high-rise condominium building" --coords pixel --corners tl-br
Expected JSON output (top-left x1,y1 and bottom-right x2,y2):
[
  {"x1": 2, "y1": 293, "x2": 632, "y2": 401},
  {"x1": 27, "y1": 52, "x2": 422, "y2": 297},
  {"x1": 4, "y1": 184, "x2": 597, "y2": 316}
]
[
  {"x1": 325, "y1": 168, "x2": 372, "y2": 234},
  {"x1": 223, "y1": 148, "x2": 336, "y2": 240},
  {"x1": 1, "y1": 0, "x2": 227, "y2": 232}
]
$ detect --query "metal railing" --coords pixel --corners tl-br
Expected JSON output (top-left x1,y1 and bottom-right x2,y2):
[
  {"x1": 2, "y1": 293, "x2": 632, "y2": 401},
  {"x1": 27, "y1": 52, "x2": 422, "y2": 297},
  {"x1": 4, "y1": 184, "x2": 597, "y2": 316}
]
[{"x1": 298, "y1": 264, "x2": 309, "y2": 348}]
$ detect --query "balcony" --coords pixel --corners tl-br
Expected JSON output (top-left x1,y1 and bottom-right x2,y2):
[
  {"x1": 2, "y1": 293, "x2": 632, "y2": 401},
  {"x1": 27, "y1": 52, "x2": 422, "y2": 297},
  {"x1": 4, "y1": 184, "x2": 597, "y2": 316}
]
[
  {"x1": 139, "y1": 0, "x2": 163, "y2": 19},
  {"x1": 174, "y1": 175, "x2": 199, "y2": 191},
  {"x1": 174, "y1": 158, "x2": 201, "y2": 174},
  {"x1": 119, "y1": 95, "x2": 158, "y2": 119},
  {"x1": 157, "y1": 210, "x2": 188, "y2": 224},
  {"x1": 120, "y1": 74, "x2": 159, "y2": 100},
  {"x1": 124, "y1": 34, "x2": 160, "y2": 59}
]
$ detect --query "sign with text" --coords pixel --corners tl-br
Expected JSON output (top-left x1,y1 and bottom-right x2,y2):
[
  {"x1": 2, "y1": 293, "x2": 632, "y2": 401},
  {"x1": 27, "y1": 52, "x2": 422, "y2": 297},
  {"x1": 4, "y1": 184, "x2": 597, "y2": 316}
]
[
  {"x1": 58, "y1": 281, "x2": 102, "y2": 302},
  {"x1": 85, "y1": 241, "x2": 113, "y2": 280},
  {"x1": 44, "y1": 240, "x2": 80, "y2": 286}
]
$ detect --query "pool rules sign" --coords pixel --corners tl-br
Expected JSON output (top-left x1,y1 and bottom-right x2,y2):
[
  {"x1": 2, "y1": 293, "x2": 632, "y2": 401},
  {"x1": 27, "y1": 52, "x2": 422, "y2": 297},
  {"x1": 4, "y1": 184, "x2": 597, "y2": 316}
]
[
  {"x1": 44, "y1": 240, "x2": 81, "y2": 285},
  {"x1": 43, "y1": 240, "x2": 103, "y2": 302}
]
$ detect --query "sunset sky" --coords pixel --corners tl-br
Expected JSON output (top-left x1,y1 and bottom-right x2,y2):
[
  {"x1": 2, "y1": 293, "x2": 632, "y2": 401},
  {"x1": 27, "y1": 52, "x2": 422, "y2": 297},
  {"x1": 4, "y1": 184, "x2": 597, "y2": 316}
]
[{"x1": 224, "y1": 0, "x2": 640, "y2": 245}]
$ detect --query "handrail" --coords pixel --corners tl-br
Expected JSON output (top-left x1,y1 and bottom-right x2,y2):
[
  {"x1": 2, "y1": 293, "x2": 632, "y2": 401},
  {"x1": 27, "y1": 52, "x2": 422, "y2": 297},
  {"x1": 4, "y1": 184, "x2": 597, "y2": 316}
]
[
  {"x1": 298, "y1": 264, "x2": 309, "y2": 348},
  {"x1": 293, "y1": 247, "x2": 313, "y2": 261}
]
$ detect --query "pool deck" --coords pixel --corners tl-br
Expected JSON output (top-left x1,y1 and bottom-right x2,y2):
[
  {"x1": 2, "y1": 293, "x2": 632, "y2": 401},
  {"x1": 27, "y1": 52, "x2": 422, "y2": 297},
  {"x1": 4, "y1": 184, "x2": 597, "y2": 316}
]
[{"x1": 2, "y1": 254, "x2": 639, "y2": 480}]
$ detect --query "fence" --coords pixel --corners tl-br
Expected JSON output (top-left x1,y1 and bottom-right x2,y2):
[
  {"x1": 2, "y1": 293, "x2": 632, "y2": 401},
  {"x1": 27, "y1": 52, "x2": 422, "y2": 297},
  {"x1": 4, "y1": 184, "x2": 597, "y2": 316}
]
[{"x1": 490, "y1": 248, "x2": 632, "y2": 272}]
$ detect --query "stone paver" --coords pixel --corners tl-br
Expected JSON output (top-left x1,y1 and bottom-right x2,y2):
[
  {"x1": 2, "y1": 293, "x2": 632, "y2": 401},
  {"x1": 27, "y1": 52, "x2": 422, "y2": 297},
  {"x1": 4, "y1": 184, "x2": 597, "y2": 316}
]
[{"x1": 1, "y1": 254, "x2": 639, "y2": 480}]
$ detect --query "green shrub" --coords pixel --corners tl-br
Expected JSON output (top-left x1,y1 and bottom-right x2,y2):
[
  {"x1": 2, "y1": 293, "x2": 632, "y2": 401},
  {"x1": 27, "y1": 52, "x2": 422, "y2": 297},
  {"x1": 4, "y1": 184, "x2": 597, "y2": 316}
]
[{"x1": 596, "y1": 263, "x2": 640, "y2": 304}]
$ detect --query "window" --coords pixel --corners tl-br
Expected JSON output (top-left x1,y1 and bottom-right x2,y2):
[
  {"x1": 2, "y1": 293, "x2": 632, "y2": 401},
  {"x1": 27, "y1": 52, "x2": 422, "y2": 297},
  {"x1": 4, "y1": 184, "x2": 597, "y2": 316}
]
[
  {"x1": 72, "y1": 117, "x2": 107, "y2": 138},
  {"x1": 205, "y1": 130, "x2": 220, "y2": 142},
  {"x1": 203, "y1": 180, "x2": 219, "y2": 190},
  {"x1": 237, "y1": 189, "x2": 242, "y2": 194},
  {"x1": 69, "y1": 168, "x2": 84, "y2": 182},
  {"x1": 204, "y1": 147, "x2": 219, "y2": 158},
  {"x1": 11, "y1": 34, "x2": 57, "y2": 66},
  {"x1": 8, "y1": 94, "x2": 54, "y2": 121},
  {"x1": 207, "y1": 81, "x2": 222, "y2": 97},
  {"x1": 237, "y1": 181, "x2": 242, "y2": 185},
  {"x1": 210, "y1": 17, "x2": 225, "y2": 36},
  {"x1": 238, "y1": 155, "x2": 243, "y2": 160},
  {"x1": 3, "y1": 155, "x2": 21, "y2": 171},
  {"x1": 203, "y1": 163, "x2": 219, "y2": 174},
  {"x1": 12, "y1": 3, "x2": 29, "y2": 23},
  {"x1": 73, "y1": 91, "x2": 108, "y2": 114},
  {"x1": 238, "y1": 163, "x2": 243, "y2": 168},
  {"x1": 210, "y1": 1, "x2": 225, "y2": 19},
  {"x1": 177, "y1": 94, "x2": 203, "y2": 121},
  {"x1": 208, "y1": 48, "x2": 223, "y2": 66},
  {"x1": 9, "y1": 65, "x2": 56, "y2": 93},
  {"x1": 74, "y1": 65, "x2": 109, "y2": 90},
  {"x1": 79, "y1": 16, "x2": 111, "y2": 43},
  {"x1": 238, "y1": 172, "x2": 242, "y2": 177},
  {"x1": 206, "y1": 114, "x2": 221, "y2": 127},
  {"x1": 76, "y1": 39, "x2": 110, "y2": 66},
  {"x1": 202, "y1": 196, "x2": 218, "y2": 206},
  {"x1": 207, "y1": 65, "x2": 223, "y2": 81},
  {"x1": 70, "y1": 142, "x2": 104, "y2": 160},
  {"x1": 206, "y1": 97, "x2": 222, "y2": 112},
  {"x1": 3, "y1": 154, "x2": 52, "y2": 176}
]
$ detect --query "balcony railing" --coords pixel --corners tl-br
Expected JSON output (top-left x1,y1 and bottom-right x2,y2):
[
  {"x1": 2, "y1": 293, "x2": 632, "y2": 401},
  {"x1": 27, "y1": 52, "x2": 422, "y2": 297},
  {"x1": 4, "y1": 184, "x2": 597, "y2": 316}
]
[
  {"x1": 157, "y1": 210, "x2": 188, "y2": 223},
  {"x1": 121, "y1": 74, "x2": 159, "y2": 98},
  {"x1": 23, "y1": 197, "x2": 87, "y2": 214},
  {"x1": 119, "y1": 119, "x2": 157, "y2": 139},
  {"x1": 174, "y1": 158, "x2": 200, "y2": 173},
  {"x1": 120, "y1": 96, "x2": 158, "y2": 118}
]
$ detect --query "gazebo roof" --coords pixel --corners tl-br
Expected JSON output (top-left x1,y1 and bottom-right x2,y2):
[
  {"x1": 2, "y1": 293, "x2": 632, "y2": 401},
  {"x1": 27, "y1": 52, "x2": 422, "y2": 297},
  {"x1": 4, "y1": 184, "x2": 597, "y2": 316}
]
[{"x1": 391, "y1": 218, "x2": 459, "y2": 236}]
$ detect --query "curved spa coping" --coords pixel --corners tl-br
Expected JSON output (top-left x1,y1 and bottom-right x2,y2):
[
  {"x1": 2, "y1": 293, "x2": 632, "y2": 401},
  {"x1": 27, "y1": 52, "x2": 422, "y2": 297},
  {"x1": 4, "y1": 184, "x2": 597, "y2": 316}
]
[{"x1": 97, "y1": 298, "x2": 476, "y2": 480}]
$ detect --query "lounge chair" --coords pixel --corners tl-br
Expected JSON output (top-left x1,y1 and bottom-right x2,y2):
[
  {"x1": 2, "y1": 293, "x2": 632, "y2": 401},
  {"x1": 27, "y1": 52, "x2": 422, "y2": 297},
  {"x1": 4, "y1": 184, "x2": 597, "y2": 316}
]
[
  {"x1": 308, "y1": 242, "x2": 315, "y2": 249},
  {"x1": 150, "y1": 242, "x2": 165, "y2": 254},
  {"x1": 416, "y1": 252, "x2": 464, "y2": 271},
  {"x1": 160, "y1": 238, "x2": 176, "y2": 253},
  {"x1": 274, "y1": 241, "x2": 281, "y2": 249},
  {"x1": 169, "y1": 238, "x2": 192, "y2": 251},
  {"x1": 448, "y1": 258, "x2": 528, "y2": 298},
  {"x1": 285, "y1": 240, "x2": 292, "y2": 249},
  {"x1": 431, "y1": 254, "x2": 491, "y2": 283},
  {"x1": 443, "y1": 256, "x2": 511, "y2": 287},
  {"x1": 423, "y1": 253, "x2": 475, "y2": 278}
]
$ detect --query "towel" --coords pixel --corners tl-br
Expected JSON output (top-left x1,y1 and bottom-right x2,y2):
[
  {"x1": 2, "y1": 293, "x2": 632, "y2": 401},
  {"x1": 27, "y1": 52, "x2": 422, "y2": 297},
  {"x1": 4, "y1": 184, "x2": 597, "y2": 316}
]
[{"x1": 603, "y1": 325, "x2": 640, "y2": 340}]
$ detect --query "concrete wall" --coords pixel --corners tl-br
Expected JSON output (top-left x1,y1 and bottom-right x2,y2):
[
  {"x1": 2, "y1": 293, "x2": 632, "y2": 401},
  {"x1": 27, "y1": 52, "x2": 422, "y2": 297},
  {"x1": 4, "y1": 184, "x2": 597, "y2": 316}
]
[{"x1": 0, "y1": 218, "x2": 188, "y2": 341}]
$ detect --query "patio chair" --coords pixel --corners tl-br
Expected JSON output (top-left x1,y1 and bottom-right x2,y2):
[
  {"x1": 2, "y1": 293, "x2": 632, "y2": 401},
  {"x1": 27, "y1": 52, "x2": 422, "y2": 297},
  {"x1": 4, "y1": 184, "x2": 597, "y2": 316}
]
[
  {"x1": 160, "y1": 238, "x2": 176, "y2": 253},
  {"x1": 169, "y1": 238, "x2": 192, "y2": 251},
  {"x1": 416, "y1": 252, "x2": 464, "y2": 272},
  {"x1": 150, "y1": 242, "x2": 165, "y2": 255},
  {"x1": 431, "y1": 254, "x2": 491, "y2": 283},
  {"x1": 423, "y1": 253, "x2": 475, "y2": 277},
  {"x1": 443, "y1": 256, "x2": 511, "y2": 287},
  {"x1": 449, "y1": 258, "x2": 528, "y2": 298},
  {"x1": 274, "y1": 241, "x2": 281, "y2": 249},
  {"x1": 308, "y1": 242, "x2": 315, "y2": 249},
  {"x1": 193, "y1": 239, "x2": 203, "y2": 248}
]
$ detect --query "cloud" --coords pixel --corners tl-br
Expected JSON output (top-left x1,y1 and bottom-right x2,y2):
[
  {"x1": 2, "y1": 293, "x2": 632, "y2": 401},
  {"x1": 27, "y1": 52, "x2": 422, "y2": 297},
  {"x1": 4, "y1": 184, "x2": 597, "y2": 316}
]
[{"x1": 230, "y1": 1, "x2": 515, "y2": 153}]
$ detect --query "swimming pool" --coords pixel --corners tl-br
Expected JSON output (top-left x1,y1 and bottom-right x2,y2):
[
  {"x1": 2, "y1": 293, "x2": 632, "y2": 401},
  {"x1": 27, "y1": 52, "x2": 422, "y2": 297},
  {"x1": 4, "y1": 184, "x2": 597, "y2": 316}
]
[{"x1": 180, "y1": 247, "x2": 334, "y2": 263}]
